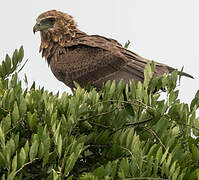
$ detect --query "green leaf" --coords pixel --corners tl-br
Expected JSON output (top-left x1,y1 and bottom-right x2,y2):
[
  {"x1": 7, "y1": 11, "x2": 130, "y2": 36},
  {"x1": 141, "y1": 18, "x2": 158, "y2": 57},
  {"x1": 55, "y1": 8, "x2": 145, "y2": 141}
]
[
  {"x1": 119, "y1": 158, "x2": 129, "y2": 178},
  {"x1": 57, "y1": 135, "x2": 62, "y2": 158},
  {"x1": 144, "y1": 61, "x2": 153, "y2": 89},
  {"x1": 6, "y1": 139, "x2": 16, "y2": 158},
  {"x1": 160, "y1": 148, "x2": 169, "y2": 165},
  {"x1": 147, "y1": 144, "x2": 157, "y2": 158},
  {"x1": 1, "y1": 61, "x2": 7, "y2": 78},
  {"x1": 196, "y1": 169, "x2": 199, "y2": 180},
  {"x1": 38, "y1": 142, "x2": 44, "y2": 159},
  {"x1": 30, "y1": 81, "x2": 35, "y2": 90},
  {"x1": 126, "y1": 129, "x2": 133, "y2": 149},
  {"x1": 64, "y1": 143, "x2": 83, "y2": 176},
  {"x1": 104, "y1": 80, "x2": 111, "y2": 95},
  {"x1": 136, "y1": 82, "x2": 143, "y2": 100},
  {"x1": 168, "y1": 70, "x2": 178, "y2": 91},
  {"x1": 18, "y1": 46, "x2": 24, "y2": 62},
  {"x1": 153, "y1": 158, "x2": 158, "y2": 176},
  {"x1": 190, "y1": 90, "x2": 199, "y2": 111},
  {"x1": 73, "y1": 81, "x2": 81, "y2": 89},
  {"x1": 165, "y1": 153, "x2": 173, "y2": 176},
  {"x1": 1, "y1": 174, "x2": 6, "y2": 180},
  {"x1": 12, "y1": 154, "x2": 17, "y2": 171},
  {"x1": 19, "y1": 97, "x2": 27, "y2": 116},
  {"x1": 1, "y1": 114, "x2": 11, "y2": 133},
  {"x1": 191, "y1": 144, "x2": 199, "y2": 162},
  {"x1": 117, "y1": 79, "x2": 125, "y2": 93},
  {"x1": 156, "y1": 146, "x2": 162, "y2": 165},
  {"x1": 66, "y1": 175, "x2": 73, "y2": 180},
  {"x1": 145, "y1": 156, "x2": 153, "y2": 176},
  {"x1": 169, "y1": 161, "x2": 177, "y2": 177},
  {"x1": 19, "y1": 148, "x2": 26, "y2": 168},
  {"x1": 172, "y1": 166, "x2": 180, "y2": 180},
  {"x1": 124, "y1": 104, "x2": 135, "y2": 117},
  {"x1": 24, "y1": 141, "x2": 29, "y2": 159},
  {"x1": 27, "y1": 112, "x2": 37, "y2": 130},
  {"x1": 42, "y1": 151, "x2": 50, "y2": 167},
  {"x1": 109, "y1": 80, "x2": 116, "y2": 95},
  {"x1": 7, "y1": 171, "x2": 16, "y2": 180},
  {"x1": 124, "y1": 40, "x2": 130, "y2": 49},
  {"x1": 12, "y1": 102, "x2": 20, "y2": 124},
  {"x1": 168, "y1": 104, "x2": 180, "y2": 122},
  {"x1": 54, "y1": 122, "x2": 61, "y2": 143},
  {"x1": 12, "y1": 49, "x2": 18, "y2": 67},
  {"x1": 129, "y1": 80, "x2": 136, "y2": 98},
  {"x1": 64, "y1": 153, "x2": 75, "y2": 176},
  {"x1": 29, "y1": 140, "x2": 39, "y2": 160},
  {"x1": 169, "y1": 90, "x2": 179, "y2": 105},
  {"x1": 5, "y1": 55, "x2": 11, "y2": 73},
  {"x1": 0, "y1": 152, "x2": 5, "y2": 169},
  {"x1": 0, "y1": 66, "x2": 3, "y2": 78},
  {"x1": 0, "y1": 126, "x2": 5, "y2": 147}
]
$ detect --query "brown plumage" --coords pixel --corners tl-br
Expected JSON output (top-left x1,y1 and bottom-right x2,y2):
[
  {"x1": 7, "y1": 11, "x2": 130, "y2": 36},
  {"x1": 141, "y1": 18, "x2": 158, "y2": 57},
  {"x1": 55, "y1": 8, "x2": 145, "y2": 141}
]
[{"x1": 33, "y1": 10, "x2": 193, "y2": 91}]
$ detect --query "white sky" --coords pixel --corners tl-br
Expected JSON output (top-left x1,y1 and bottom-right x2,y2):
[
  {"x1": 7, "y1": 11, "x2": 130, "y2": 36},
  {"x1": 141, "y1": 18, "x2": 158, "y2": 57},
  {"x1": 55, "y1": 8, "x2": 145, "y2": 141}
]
[{"x1": 0, "y1": 0, "x2": 198, "y2": 103}]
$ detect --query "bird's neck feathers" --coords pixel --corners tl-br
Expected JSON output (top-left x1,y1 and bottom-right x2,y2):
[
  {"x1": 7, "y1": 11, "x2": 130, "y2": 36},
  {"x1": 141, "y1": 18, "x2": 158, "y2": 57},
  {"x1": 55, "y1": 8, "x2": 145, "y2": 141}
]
[
  {"x1": 39, "y1": 23, "x2": 77, "y2": 49},
  {"x1": 39, "y1": 24, "x2": 79, "y2": 64}
]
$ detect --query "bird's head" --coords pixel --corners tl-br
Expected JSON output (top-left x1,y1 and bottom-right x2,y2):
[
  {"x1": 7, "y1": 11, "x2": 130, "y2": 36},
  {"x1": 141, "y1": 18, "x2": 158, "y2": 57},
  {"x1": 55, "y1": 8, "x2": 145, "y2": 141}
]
[{"x1": 33, "y1": 10, "x2": 77, "y2": 43}]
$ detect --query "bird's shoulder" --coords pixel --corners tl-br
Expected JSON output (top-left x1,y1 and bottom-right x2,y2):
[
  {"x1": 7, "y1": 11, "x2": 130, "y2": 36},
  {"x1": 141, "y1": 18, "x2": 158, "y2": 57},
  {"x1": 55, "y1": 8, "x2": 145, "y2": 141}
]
[
  {"x1": 64, "y1": 31, "x2": 150, "y2": 66},
  {"x1": 76, "y1": 34, "x2": 123, "y2": 47},
  {"x1": 61, "y1": 30, "x2": 126, "y2": 59}
]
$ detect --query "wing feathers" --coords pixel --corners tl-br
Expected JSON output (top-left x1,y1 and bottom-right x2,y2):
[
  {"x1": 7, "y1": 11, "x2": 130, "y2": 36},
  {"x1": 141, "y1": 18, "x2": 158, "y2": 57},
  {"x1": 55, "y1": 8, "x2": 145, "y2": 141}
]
[{"x1": 48, "y1": 32, "x2": 193, "y2": 90}]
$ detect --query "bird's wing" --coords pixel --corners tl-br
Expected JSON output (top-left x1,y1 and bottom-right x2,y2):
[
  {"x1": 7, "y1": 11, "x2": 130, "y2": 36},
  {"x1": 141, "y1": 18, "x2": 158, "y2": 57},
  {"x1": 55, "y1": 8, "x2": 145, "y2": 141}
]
[
  {"x1": 52, "y1": 34, "x2": 173, "y2": 89},
  {"x1": 119, "y1": 47, "x2": 170, "y2": 78},
  {"x1": 51, "y1": 40, "x2": 127, "y2": 89},
  {"x1": 73, "y1": 34, "x2": 171, "y2": 79}
]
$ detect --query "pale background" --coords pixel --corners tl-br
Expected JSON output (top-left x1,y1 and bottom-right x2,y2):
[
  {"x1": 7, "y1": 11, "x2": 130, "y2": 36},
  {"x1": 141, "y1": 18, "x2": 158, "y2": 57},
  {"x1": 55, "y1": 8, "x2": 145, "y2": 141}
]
[{"x1": 0, "y1": 0, "x2": 198, "y2": 103}]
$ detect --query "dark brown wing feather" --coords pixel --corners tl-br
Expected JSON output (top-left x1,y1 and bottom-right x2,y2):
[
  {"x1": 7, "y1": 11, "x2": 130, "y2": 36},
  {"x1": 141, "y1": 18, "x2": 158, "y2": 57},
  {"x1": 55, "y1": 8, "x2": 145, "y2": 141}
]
[
  {"x1": 49, "y1": 33, "x2": 193, "y2": 90},
  {"x1": 50, "y1": 44, "x2": 126, "y2": 90}
]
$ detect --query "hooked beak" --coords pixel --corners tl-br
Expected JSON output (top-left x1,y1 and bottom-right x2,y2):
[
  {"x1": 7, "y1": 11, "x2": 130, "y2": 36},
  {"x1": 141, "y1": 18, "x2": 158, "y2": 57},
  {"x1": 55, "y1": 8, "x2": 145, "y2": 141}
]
[{"x1": 33, "y1": 23, "x2": 40, "y2": 34}]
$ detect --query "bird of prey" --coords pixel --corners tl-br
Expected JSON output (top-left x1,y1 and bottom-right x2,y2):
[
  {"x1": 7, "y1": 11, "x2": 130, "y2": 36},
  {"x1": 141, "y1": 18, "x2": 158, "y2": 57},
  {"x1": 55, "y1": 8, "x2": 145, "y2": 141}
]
[{"x1": 33, "y1": 10, "x2": 193, "y2": 91}]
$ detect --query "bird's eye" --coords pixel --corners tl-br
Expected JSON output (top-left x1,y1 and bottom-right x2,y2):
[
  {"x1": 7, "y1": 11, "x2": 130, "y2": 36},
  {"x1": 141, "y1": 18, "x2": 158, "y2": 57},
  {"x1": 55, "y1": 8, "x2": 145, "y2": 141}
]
[
  {"x1": 48, "y1": 18, "x2": 55, "y2": 23},
  {"x1": 41, "y1": 17, "x2": 56, "y2": 25}
]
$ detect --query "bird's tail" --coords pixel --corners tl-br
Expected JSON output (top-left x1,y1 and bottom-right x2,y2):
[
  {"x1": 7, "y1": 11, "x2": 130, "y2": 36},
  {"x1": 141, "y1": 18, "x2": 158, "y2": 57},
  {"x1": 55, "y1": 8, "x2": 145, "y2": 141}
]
[{"x1": 168, "y1": 66, "x2": 194, "y2": 79}]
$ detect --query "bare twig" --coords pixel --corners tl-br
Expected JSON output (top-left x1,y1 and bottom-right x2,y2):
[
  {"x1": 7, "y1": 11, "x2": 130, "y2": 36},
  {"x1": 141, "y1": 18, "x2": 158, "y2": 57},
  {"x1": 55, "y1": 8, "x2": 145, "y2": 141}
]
[
  {"x1": 142, "y1": 126, "x2": 167, "y2": 151},
  {"x1": 125, "y1": 118, "x2": 153, "y2": 127},
  {"x1": 18, "y1": 59, "x2": 29, "y2": 73},
  {"x1": 78, "y1": 107, "x2": 120, "y2": 122},
  {"x1": 112, "y1": 117, "x2": 153, "y2": 134},
  {"x1": 14, "y1": 158, "x2": 39, "y2": 176}
]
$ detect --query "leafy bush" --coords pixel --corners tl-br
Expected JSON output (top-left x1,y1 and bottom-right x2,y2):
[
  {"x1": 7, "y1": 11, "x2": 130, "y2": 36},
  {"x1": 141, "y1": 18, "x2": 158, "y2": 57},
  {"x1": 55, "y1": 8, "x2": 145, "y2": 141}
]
[{"x1": 0, "y1": 47, "x2": 199, "y2": 180}]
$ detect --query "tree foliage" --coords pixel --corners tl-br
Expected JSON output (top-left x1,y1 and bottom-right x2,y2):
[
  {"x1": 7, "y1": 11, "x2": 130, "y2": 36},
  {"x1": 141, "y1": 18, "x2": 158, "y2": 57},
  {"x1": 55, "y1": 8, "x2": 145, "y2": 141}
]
[{"x1": 0, "y1": 47, "x2": 199, "y2": 180}]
